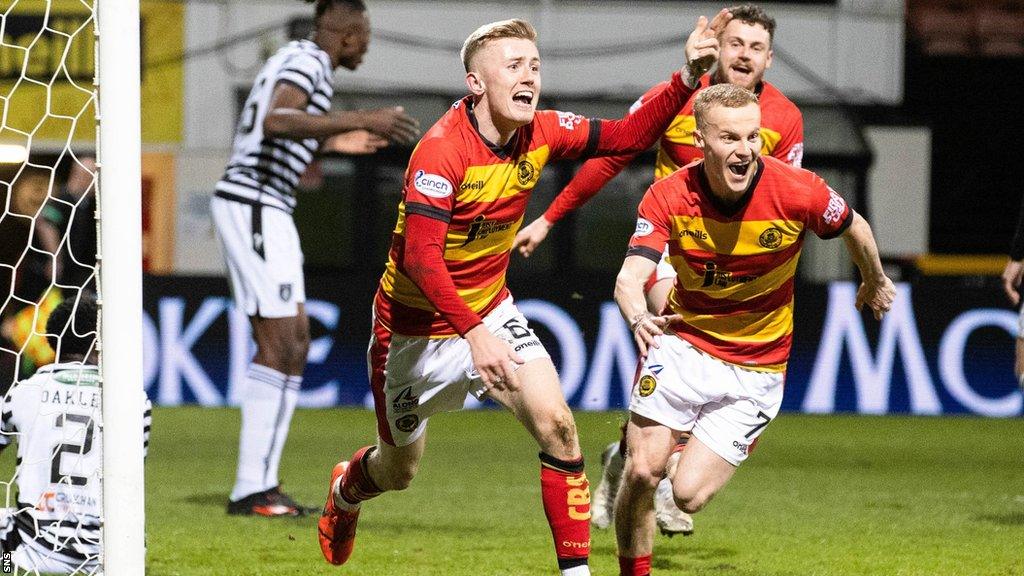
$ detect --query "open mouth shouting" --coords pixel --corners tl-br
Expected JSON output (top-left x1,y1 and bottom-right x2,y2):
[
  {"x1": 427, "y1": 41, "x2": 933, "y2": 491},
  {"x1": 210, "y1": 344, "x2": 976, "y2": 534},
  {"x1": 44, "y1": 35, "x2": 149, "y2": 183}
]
[
  {"x1": 728, "y1": 159, "x2": 754, "y2": 179},
  {"x1": 512, "y1": 90, "x2": 535, "y2": 109}
]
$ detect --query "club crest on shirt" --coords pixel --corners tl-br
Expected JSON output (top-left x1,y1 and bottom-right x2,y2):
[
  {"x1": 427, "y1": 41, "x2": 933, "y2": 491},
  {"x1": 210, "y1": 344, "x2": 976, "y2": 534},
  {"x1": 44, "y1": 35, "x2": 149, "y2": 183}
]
[
  {"x1": 516, "y1": 159, "x2": 537, "y2": 186},
  {"x1": 758, "y1": 227, "x2": 783, "y2": 249},
  {"x1": 638, "y1": 375, "x2": 657, "y2": 397}
]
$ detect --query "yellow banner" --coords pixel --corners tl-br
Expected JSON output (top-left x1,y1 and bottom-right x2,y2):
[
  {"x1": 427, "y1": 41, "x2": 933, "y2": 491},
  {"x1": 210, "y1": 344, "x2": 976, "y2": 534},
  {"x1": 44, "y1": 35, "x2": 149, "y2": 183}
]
[{"x1": 0, "y1": 0, "x2": 184, "y2": 144}]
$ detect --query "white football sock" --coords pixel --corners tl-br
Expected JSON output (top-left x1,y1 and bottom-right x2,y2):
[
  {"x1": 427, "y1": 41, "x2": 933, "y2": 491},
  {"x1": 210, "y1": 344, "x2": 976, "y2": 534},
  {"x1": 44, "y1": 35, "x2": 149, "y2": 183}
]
[
  {"x1": 230, "y1": 365, "x2": 296, "y2": 501},
  {"x1": 560, "y1": 565, "x2": 590, "y2": 576}
]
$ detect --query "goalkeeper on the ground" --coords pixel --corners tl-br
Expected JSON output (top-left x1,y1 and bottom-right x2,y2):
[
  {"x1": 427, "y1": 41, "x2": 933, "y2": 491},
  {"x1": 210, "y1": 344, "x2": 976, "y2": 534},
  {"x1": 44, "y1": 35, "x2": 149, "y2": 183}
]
[{"x1": 0, "y1": 293, "x2": 151, "y2": 574}]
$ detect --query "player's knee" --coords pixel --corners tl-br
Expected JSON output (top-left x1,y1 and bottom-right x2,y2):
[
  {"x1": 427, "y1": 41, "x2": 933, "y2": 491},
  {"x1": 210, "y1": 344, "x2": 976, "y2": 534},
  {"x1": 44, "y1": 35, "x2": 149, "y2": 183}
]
[
  {"x1": 378, "y1": 461, "x2": 419, "y2": 491},
  {"x1": 537, "y1": 409, "x2": 579, "y2": 456},
  {"x1": 673, "y1": 484, "x2": 713, "y2": 514},
  {"x1": 621, "y1": 459, "x2": 661, "y2": 493}
]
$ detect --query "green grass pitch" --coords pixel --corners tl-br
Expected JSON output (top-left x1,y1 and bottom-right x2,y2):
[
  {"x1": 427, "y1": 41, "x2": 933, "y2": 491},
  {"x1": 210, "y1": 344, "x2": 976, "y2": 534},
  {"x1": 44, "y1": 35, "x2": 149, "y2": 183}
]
[{"x1": 7, "y1": 407, "x2": 1023, "y2": 575}]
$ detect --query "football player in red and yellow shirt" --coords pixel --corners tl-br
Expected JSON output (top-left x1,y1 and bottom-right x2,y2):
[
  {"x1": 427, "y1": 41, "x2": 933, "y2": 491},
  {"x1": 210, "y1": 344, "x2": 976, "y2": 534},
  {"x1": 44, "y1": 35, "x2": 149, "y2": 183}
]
[
  {"x1": 612, "y1": 84, "x2": 894, "y2": 576},
  {"x1": 318, "y1": 12, "x2": 734, "y2": 575},
  {"x1": 514, "y1": 4, "x2": 803, "y2": 537}
]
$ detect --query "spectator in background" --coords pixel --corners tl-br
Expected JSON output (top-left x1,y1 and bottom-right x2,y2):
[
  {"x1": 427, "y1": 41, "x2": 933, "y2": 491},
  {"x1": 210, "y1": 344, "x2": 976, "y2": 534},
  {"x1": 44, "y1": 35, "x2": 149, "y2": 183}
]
[
  {"x1": 52, "y1": 156, "x2": 98, "y2": 290},
  {"x1": 1, "y1": 167, "x2": 64, "y2": 380}
]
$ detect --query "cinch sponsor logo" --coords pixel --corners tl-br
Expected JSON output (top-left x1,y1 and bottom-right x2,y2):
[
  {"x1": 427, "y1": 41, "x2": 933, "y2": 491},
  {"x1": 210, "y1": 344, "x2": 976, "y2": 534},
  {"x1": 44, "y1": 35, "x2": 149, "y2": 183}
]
[
  {"x1": 634, "y1": 218, "x2": 654, "y2": 237},
  {"x1": 679, "y1": 229, "x2": 708, "y2": 240},
  {"x1": 413, "y1": 170, "x2": 453, "y2": 198}
]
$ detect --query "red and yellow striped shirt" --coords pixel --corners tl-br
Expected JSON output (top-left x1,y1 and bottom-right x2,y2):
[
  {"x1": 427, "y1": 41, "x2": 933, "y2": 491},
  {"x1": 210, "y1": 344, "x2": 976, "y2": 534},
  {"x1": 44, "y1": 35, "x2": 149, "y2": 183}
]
[
  {"x1": 377, "y1": 71, "x2": 692, "y2": 337},
  {"x1": 544, "y1": 75, "x2": 803, "y2": 224},
  {"x1": 627, "y1": 156, "x2": 852, "y2": 371}
]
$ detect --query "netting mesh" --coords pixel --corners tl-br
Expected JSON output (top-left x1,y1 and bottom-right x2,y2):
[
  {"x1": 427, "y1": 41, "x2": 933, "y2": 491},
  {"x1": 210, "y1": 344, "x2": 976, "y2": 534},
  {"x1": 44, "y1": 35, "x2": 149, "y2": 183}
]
[{"x1": 1, "y1": 1, "x2": 103, "y2": 573}]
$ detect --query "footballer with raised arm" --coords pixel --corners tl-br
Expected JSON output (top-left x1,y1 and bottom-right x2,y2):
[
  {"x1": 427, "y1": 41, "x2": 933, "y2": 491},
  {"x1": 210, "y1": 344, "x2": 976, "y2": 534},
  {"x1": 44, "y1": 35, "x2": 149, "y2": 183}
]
[
  {"x1": 212, "y1": 0, "x2": 419, "y2": 518},
  {"x1": 612, "y1": 84, "x2": 894, "y2": 576},
  {"x1": 317, "y1": 11, "x2": 733, "y2": 575},
  {"x1": 513, "y1": 3, "x2": 802, "y2": 537}
]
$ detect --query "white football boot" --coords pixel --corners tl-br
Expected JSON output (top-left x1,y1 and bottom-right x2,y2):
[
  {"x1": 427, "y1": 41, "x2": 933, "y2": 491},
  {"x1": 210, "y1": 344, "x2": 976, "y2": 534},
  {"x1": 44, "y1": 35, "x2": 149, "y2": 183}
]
[
  {"x1": 590, "y1": 442, "x2": 624, "y2": 529},
  {"x1": 654, "y1": 451, "x2": 694, "y2": 537}
]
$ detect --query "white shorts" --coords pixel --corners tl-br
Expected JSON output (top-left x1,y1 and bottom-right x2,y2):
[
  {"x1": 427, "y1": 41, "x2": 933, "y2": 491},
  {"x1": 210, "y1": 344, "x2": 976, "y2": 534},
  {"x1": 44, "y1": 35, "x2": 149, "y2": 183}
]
[
  {"x1": 211, "y1": 195, "x2": 305, "y2": 318},
  {"x1": 629, "y1": 336, "x2": 784, "y2": 466},
  {"x1": 654, "y1": 246, "x2": 675, "y2": 283},
  {"x1": 368, "y1": 296, "x2": 550, "y2": 447},
  {"x1": 0, "y1": 509, "x2": 99, "y2": 574}
]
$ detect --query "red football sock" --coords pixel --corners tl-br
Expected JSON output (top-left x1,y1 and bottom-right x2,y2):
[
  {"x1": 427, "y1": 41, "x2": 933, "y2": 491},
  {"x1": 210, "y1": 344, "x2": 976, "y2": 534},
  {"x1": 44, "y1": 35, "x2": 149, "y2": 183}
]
[
  {"x1": 339, "y1": 445, "x2": 383, "y2": 505},
  {"x1": 618, "y1": 554, "x2": 652, "y2": 576},
  {"x1": 539, "y1": 453, "x2": 590, "y2": 571}
]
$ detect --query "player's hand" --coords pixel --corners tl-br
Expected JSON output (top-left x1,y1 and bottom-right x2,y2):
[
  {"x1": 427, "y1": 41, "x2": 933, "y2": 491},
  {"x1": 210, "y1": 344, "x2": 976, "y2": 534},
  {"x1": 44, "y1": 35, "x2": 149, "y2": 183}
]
[
  {"x1": 362, "y1": 106, "x2": 420, "y2": 146},
  {"x1": 855, "y1": 275, "x2": 896, "y2": 321},
  {"x1": 629, "y1": 312, "x2": 683, "y2": 357},
  {"x1": 513, "y1": 216, "x2": 553, "y2": 258},
  {"x1": 322, "y1": 130, "x2": 389, "y2": 155},
  {"x1": 1001, "y1": 259, "x2": 1024, "y2": 306},
  {"x1": 683, "y1": 9, "x2": 732, "y2": 86},
  {"x1": 465, "y1": 325, "x2": 525, "y2": 392}
]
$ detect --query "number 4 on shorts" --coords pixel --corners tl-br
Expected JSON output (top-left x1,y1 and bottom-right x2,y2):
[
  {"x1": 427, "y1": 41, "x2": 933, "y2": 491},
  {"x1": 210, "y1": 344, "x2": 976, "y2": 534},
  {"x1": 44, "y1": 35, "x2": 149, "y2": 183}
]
[{"x1": 744, "y1": 411, "x2": 771, "y2": 439}]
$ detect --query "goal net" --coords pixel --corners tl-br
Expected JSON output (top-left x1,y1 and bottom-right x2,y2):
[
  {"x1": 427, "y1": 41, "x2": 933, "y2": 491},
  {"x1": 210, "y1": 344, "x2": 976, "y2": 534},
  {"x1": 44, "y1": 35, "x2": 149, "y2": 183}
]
[{"x1": 1, "y1": 0, "x2": 144, "y2": 573}]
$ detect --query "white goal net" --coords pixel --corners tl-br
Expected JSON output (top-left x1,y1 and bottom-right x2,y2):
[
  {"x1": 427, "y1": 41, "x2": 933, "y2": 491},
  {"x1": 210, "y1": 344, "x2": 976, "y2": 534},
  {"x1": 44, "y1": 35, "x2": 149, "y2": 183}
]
[{"x1": 0, "y1": 1, "x2": 144, "y2": 573}]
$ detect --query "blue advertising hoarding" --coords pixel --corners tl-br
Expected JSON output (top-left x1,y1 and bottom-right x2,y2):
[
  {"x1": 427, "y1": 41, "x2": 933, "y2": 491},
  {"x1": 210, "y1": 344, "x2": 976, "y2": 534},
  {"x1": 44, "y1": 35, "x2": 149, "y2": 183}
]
[{"x1": 142, "y1": 273, "x2": 1021, "y2": 417}]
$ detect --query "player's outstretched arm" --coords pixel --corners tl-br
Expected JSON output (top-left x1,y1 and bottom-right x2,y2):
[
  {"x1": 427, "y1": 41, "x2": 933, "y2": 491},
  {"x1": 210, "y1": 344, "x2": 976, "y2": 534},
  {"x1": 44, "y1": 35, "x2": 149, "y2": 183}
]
[
  {"x1": 615, "y1": 255, "x2": 682, "y2": 357},
  {"x1": 682, "y1": 9, "x2": 733, "y2": 87},
  {"x1": 1001, "y1": 259, "x2": 1024, "y2": 306},
  {"x1": 585, "y1": 10, "x2": 731, "y2": 159},
  {"x1": 512, "y1": 216, "x2": 553, "y2": 258},
  {"x1": 262, "y1": 82, "x2": 420, "y2": 144},
  {"x1": 841, "y1": 211, "x2": 896, "y2": 321}
]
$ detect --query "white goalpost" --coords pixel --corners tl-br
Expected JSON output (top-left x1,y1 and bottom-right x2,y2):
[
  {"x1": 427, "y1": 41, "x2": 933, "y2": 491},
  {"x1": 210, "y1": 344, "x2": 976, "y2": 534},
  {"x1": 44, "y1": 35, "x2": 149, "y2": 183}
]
[
  {"x1": 1, "y1": 0, "x2": 145, "y2": 572},
  {"x1": 96, "y1": 0, "x2": 146, "y2": 573}
]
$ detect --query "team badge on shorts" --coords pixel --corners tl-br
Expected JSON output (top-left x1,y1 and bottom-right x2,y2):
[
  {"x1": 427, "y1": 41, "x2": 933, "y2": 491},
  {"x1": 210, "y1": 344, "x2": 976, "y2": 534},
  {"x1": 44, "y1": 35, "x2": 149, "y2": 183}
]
[
  {"x1": 758, "y1": 227, "x2": 783, "y2": 249},
  {"x1": 279, "y1": 283, "x2": 292, "y2": 301},
  {"x1": 395, "y1": 414, "x2": 420, "y2": 433},
  {"x1": 638, "y1": 375, "x2": 657, "y2": 397}
]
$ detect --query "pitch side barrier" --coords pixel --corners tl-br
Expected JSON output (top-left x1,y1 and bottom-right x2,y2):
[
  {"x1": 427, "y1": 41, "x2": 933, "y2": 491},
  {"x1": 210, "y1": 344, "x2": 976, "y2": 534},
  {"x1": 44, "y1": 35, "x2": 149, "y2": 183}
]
[{"x1": 140, "y1": 273, "x2": 1020, "y2": 417}]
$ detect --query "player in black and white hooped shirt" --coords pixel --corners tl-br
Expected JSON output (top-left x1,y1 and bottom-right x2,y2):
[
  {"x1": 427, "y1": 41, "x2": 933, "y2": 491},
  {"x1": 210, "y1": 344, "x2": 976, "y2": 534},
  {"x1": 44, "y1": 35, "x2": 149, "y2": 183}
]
[
  {"x1": 0, "y1": 294, "x2": 151, "y2": 574},
  {"x1": 212, "y1": 0, "x2": 419, "y2": 517}
]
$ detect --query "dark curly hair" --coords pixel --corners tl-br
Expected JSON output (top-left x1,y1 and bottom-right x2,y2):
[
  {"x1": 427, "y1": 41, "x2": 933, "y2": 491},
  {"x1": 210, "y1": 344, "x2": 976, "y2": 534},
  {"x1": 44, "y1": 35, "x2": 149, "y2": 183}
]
[
  {"x1": 727, "y1": 4, "x2": 776, "y2": 44},
  {"x1": 303, "y1": 0, "x2": 366, "y2": 22},
  {"x1": 45, "y1": 292, "x2": 98, "y2": 360}
]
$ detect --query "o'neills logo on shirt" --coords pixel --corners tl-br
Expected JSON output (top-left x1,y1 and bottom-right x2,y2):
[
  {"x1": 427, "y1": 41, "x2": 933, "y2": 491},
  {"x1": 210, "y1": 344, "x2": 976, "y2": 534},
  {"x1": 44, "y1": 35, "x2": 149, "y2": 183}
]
[
  {"x1": 413, "y1": 170, "x2": 454, "y2": 198},
  {"x1": 679, "y1": 229, "x2": 708, "y2": 241},
  {"x1": 463, "y1": 215, "x2": 515, "y2": 245}
]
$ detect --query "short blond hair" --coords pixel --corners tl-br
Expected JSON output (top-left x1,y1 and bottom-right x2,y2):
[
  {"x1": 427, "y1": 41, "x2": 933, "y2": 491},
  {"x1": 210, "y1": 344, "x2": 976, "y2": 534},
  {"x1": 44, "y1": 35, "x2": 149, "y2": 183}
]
[
  {"x1": 692, "y1": 84, "x2": 760, "y2": 130},
  {"x1": 461, "y1": 19, "x2": 537, "y2": 72}
]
